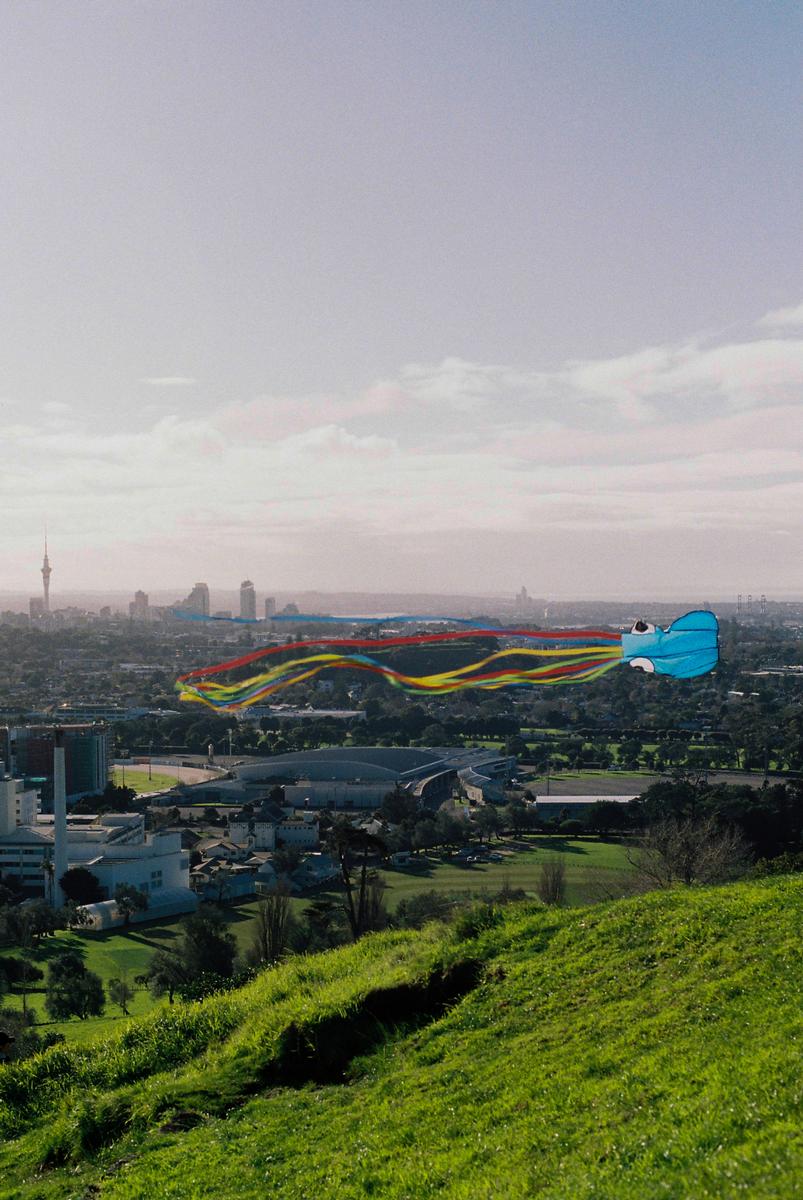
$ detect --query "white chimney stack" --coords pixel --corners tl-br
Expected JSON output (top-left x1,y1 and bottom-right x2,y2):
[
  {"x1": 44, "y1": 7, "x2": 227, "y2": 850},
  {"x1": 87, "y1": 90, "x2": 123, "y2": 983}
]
[{"x1": 53, "y1": 730, "x2": 69, "y2": 909}]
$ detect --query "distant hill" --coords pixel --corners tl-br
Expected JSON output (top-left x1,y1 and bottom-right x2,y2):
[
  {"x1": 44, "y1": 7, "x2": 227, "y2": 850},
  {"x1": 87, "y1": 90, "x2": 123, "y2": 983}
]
[{"x1": 1, "y1": 875, "x2": 801, "y2": 1198}]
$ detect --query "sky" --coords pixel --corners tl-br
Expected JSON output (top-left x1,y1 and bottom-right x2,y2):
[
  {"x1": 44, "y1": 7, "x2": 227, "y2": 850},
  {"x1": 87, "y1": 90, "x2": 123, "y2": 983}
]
[{"x1": 1, "y1": 0, "x2": 801, "y2": 600}]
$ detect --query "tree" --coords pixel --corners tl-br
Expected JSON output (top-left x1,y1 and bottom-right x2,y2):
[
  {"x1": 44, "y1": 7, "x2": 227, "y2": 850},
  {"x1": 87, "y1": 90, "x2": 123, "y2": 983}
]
[
  {"x1": 475, "y1": 805, "x2": 502, "y2": 843},
  {"x1": 412, "y1": 817, "x2": 438, "y2": 854},
  {"x1": 45, "y1": 953, "x2": 105, "y2": 1020},
  {"x1": 503, "y1": 800, "x2": 528, "y2": 837},
  {"x1": 179, "y1": 907, "x2": 236, "y2": 978},
  {"x1": 434, "y1": 810, "x2": 469, "y2": 850},
  {"x1": 380, "y1": 787, "x2": 419, "y2": 826},
  {"x1": 0, "y1": 957, "x2": 43, "y2": 989},
  {"x1": 250, "y1": 884, "x2": 293, "y2": 965},
  {"x1": 272, "y1": 845, "x2": 303, "y2": 876},
  {"x1": 114, "y1": 883, "x2": 149, "y2": 927},
  {"x1": 59, "y1": 866, "x2": 104, "y2": 905},
  {"x1": 628, "y1": 815, "x2": 752, "y2": 889},
  {"x1": 138, "y1": 948, "x2": 187, "y2": 1004},
  {"x1": 584, "y1": 800, "x2": 629, "y2": 837},
  {"x1": 107, "y1": 973, "x2": 135, "y2": 1015},
  {"x1": 536, "y1": 858, "x2": 566, "y2": 906},
  {"x1": 62, "y1": 900, "x2": 92, "y2": 930},
  {"x1": 505, "y1": 735, "x2": 529, "y2": 759},
  {"x1": 301, "y1": 897, "x2": 345, "y2": 952},
  {"x1": 326, "y1": 820, "x2": 388, "y2": 940}
]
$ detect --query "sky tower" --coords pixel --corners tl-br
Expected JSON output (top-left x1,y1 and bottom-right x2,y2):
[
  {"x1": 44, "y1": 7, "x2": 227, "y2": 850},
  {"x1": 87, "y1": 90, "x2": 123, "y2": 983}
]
[{"x1": 41, "y1": 535, "x2": 52, "y2": 612}]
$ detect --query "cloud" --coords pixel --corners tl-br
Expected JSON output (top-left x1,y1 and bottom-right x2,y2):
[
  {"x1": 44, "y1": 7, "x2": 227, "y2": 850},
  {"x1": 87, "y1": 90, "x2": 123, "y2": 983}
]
[
  {"x1": 756, "y1": 301, "x2": 803, "y2": 329},
  {"x1": 3, "y1": 301, "x2": 802, "y2": 593},
  {"x1": 280, "y1": 424, "x2": 396, "y2": 456},
  {"x1": 140, "y1": 376, "x2": 198, "y2": 387}
]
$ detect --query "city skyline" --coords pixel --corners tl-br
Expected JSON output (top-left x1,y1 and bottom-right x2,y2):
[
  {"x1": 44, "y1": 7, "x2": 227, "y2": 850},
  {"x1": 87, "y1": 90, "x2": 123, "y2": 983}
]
[{"x1": 1, "y1": 4, "x2": 801, "y2": 596}]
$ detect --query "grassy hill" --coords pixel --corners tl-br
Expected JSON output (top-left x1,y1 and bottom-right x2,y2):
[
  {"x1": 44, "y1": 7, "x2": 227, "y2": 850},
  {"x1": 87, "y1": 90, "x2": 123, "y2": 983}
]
[
  {"x1": 1, "y1": 875, "x2": 801, "y2": 1199},
  {"x1": 0, "y1": 837, "x2": 635, "y2": 1045}
]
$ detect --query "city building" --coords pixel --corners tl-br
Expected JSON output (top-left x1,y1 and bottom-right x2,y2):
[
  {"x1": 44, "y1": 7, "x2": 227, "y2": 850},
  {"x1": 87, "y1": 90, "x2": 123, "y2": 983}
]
[
  {"x1": 236, "y1": 705, "x2": 366, "y2": 725},
  {"x1": 0, "y1": 807, "x2": 191, "y2": 902},
  {"x1": 0, "y1": 768, "x2": 40, "y2": 836},
  {"x1": 0, "y1": 725, "x2": 110, "y2": 810},
  {"x1": 240, "y1": 580, "x2": 256, "y2": 620},
  {"x1": 227, "y1": 801, "x2": 319, "y2": 851},
  {"x1": 0, "y1": 745, "x2": 194, "y2": 923},
  {"x1": 264, "y1": 596, "x2": 276, "y2": 619},
  {"x1": 175, "y1": 582, "x2": 210, "y2": 616},
  {"x1": 129, "y1": 590, "x2": 150, "y2": 621}
]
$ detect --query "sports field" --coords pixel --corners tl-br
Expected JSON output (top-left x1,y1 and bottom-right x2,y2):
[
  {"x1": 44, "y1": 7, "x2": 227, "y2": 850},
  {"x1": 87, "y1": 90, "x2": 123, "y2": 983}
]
[{"x1": 111, "y1": 767, "x2": 182, "y2": 794}]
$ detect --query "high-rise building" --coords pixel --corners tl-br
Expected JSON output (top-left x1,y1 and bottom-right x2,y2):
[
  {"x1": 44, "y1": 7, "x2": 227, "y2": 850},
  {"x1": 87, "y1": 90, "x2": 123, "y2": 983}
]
[
  {"x1": 129, "y1": 590, "x2": 150, "y2": 621},
  {"x1": 0, "y1": 725, "x2": 110, "y2": 810},
  {"x1": 240, "y1": 580, "x2": 256, "y2": 620},
  {"x1": 264, "y1": 596, "x2": 276, "y2": 619},
  {"x1": 175, "y1": 582, "x2": 210, "y2": 617},
  {"x1": 41, "y1": 536, "x2": 52, "y2": 612}
]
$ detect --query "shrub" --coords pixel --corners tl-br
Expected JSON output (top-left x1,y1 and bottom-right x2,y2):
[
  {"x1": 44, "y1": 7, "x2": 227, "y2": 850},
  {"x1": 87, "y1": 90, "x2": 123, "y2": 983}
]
[
  {"x1": 453, "y1": 902, "x2": 503, "y2": 940},
  {"x1": 559, "y1": 819, "x2": 584, "y2": 835}
]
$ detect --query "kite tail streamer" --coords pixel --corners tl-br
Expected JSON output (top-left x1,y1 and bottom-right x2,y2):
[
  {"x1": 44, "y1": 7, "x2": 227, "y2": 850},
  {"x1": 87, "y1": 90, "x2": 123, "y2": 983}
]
[{"x1": 176, "y1": 627, "x2": 624, "y2": 710}]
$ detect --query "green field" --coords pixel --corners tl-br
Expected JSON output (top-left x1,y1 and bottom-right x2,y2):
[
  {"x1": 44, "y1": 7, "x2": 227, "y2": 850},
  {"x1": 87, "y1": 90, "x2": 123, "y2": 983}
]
[
  {"x1": 0, "y1": 838, "x2": 633, "y2": 1044},
  {"x1": 378, "y1": 836, "x2": 633, "y2": 907},
  {"x1": 111, "y1": 767, "x2": 181, "y2": 794},
  {"x1": 0, "y1": 875, "x2": 800, "y2": 1198}
]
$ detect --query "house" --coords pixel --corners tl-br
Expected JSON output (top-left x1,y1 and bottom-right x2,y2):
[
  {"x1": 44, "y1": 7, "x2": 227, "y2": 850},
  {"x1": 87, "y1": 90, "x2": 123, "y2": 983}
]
[
  {"x1": 275, "y1": 818, "x2": 319, "y2": 850},
  {"x1": 196, "y1": 838, "x2": 245, "y2": 862},
  {"x1": 228, "y1": 800, "x2": 285, "y2": 850},
  {"x1": 290, "y1": 853, "x2": 339, "y2": 890}
]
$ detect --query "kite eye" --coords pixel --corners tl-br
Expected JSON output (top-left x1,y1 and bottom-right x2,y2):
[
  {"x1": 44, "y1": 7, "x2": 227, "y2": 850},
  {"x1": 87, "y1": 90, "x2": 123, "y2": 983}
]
[
  {"x1": 631, "y1": 620, "x2": 655, "y2": 635},
  {"x1": 629, "y1": 656, "x2": 655, "y2": 673}
]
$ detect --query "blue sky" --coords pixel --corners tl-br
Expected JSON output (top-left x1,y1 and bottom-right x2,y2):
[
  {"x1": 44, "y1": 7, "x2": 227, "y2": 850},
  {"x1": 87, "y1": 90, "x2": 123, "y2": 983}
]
[{"x1": 1, "y1": 1, "x2": 801, "y2": 597}]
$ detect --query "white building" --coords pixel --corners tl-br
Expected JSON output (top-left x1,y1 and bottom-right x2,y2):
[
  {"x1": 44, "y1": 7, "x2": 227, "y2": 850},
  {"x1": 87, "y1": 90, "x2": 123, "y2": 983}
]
[
  {"x1": 0, "y1": 806, "x2": 192, "y2": 907},
  {"x1": 276, "y1": 818, "x2": 319, "y2": 850},
  {"x1": 0, "y1": 771, "x2": 40, "y2": 835},
  {"x1": 228, "y1": 803, "x2": 319, "y2": 852}
]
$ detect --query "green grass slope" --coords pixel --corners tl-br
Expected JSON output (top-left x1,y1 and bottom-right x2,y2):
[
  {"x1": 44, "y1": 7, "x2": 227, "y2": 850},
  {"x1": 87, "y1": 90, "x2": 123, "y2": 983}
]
[{"x1": 1, "y1": 876, "x2": 801, "y2": 1199}]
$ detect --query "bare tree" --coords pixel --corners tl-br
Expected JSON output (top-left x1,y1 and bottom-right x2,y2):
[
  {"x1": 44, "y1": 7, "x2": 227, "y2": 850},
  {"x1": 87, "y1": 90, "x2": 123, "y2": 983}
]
[
  {"x1": 361, "y1": 873, "x2": 389, "y2": 934},
  {"x1": 537, "y1": 857, "x2": 566, "y2": 906},
  {"x1": 627, "y1": 815, "x2": 751, "y2": 889},
  {"x1": 251, "y1": 883, "x2": 293, "y2": 965}
]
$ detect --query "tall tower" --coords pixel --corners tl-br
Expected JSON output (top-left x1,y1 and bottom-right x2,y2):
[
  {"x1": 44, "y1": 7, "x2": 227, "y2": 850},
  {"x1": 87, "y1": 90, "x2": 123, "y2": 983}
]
[
  {"x1": 52, "y1": 729, "x2": 69, "y2": 909},
  {"x1": 41, "y1": 534, "x2": 52, "y2": 613}
]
